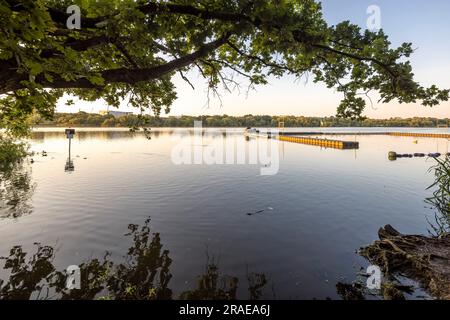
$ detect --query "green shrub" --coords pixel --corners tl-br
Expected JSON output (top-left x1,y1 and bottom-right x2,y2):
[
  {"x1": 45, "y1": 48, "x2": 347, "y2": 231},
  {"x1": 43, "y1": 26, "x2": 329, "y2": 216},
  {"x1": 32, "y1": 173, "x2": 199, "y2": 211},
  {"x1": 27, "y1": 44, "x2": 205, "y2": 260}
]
[
  {"x1": 426, "y1": 156, "x2": 450, "y2": 235},
  {"x1": 0, "y1": 136, "x2": 28, "y2": 171}
]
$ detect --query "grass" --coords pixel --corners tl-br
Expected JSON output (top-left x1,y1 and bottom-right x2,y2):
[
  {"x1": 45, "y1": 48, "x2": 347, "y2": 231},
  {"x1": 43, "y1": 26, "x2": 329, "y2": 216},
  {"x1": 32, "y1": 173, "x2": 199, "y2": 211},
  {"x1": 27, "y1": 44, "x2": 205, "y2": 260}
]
[{"x1": 426, "y1": 156, "x2": 450, "y2": 235}]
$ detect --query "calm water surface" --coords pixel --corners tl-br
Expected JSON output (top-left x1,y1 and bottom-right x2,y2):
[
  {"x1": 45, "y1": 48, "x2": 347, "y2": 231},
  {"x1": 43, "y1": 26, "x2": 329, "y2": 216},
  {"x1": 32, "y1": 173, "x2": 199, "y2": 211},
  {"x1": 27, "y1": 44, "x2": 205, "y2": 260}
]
[{"x1": 1, "y1": 127, "x2": 449, "y2": 299}]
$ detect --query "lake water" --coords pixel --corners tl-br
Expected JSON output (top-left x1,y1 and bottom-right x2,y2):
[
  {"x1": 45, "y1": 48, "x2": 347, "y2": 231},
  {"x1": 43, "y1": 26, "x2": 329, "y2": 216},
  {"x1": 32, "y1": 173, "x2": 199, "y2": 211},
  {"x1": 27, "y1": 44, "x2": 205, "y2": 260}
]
[{"x1": 1, "y1": 127, "x2": 449, "y2": 299}]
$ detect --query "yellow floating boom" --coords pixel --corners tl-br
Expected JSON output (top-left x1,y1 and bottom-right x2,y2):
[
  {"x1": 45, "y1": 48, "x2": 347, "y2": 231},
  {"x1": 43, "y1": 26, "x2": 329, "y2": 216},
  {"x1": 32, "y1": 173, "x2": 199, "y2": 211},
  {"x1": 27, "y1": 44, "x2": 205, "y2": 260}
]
[
  {"x1": 244, "y1": 128, "x2": 450, "y2": 150},
  {"x1": 276, "y1": 135, "x2": 359, "y2": 149},
  {"x1": 387, "y1": 132, "x2": 450, "y2": 139}
]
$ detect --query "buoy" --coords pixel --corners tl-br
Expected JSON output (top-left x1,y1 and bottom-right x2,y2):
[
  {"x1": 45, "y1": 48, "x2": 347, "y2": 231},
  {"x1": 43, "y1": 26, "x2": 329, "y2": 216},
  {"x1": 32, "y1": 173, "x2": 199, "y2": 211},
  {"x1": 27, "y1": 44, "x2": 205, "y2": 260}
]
[
  {"x1": 388, "y1": 151, "x2": 397, "y2": 161},
  {"x1": 414, "y1": 153, "x2": 425, "y2": 157},
  {"x1": 428, "y1": 153, "x2": 441, "y2": 158}
]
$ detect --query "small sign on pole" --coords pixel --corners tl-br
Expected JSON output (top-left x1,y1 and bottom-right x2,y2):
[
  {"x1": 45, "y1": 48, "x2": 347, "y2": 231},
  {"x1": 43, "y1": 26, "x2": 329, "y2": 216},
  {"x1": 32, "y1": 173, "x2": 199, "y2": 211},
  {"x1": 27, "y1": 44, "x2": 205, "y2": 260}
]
[{"x1": 65, "y1": 128, "x2": 75, "y2": 139}]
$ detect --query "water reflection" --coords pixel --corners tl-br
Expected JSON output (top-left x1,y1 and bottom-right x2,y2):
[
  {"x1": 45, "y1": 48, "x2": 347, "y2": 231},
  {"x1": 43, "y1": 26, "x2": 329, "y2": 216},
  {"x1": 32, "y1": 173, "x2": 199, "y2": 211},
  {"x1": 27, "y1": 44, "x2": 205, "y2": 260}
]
[
  {"x1": 64, "y1": 158, "x2": 75, "y2": 173},
  {"x1": 6, "y1": 129, "x2": 449, "y2": 299},
  {"x1": 31, "y1": 130, "x2": 164, "y2": 142},
  {"x1": 64, "y1": 138, "x2": 75, "y2": 173},
  {"x1": 0, "y1": 161, "x2": 35, "y2": 219},
  {"x1": 0, "y1": 218, "x2": 268, "y2": 300}
]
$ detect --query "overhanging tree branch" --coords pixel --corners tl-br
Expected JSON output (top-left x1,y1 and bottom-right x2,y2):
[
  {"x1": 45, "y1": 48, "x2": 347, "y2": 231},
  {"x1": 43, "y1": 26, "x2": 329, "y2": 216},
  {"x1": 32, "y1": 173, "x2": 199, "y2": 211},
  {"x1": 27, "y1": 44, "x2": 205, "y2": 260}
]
[
  {"x1": 0, "y1": 31, "x2": 235, "y2": 94},
  {"x1": 4, "y1": 1, "x2": 403, "y2": 84}
]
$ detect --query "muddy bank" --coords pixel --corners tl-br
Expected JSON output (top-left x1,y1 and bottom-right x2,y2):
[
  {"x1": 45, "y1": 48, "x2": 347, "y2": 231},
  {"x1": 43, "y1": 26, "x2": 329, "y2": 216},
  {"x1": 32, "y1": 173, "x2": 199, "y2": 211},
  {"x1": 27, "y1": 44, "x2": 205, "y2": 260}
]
[{"x1": 360, "y1": 225, "x2": 450, "y2": 300}]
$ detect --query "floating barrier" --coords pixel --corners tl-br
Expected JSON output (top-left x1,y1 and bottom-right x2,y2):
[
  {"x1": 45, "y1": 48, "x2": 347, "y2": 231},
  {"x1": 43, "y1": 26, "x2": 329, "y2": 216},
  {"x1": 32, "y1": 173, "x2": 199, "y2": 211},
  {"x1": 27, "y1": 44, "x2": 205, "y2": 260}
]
[
  {"x1": 245, "y1": 132, "x2": 358, "y2": 149},
  {"x1": 261, "y1": 131, "x2": 450, "y2": 138},
  {"x1": 245, "y1": 128, "x2": 450, "y2": 152},
  {"x1": 388, "y1": 132, "x2": 450, "y2": 139},
  {"x1": 276, "y1": 135, "x2": 359, "y2": 149},
  {"x1": 388, "y1": 151, "x2": 446, "y2": 161}
]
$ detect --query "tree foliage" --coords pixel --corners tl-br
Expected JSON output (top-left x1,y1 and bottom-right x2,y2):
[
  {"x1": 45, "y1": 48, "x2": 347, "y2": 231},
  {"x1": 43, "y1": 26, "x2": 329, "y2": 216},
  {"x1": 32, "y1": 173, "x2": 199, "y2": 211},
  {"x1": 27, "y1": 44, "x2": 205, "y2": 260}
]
[
  {"x1": 1, "y1": 0, "x2": 448, "y2": 136},
  {"x1": 0, "y1": 135, "x2": 32, "y2": 218},
  {"x1": 0, "y1": 135, "x2": 28, "y2": 169}
]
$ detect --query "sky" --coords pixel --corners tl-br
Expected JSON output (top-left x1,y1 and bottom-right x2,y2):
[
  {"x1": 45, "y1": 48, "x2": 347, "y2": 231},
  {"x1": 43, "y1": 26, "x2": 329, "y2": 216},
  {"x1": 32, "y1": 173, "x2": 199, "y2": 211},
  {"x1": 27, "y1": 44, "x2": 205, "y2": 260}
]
[{"x1": 57, "y1": 0, "x2": 450, "y2": 119}]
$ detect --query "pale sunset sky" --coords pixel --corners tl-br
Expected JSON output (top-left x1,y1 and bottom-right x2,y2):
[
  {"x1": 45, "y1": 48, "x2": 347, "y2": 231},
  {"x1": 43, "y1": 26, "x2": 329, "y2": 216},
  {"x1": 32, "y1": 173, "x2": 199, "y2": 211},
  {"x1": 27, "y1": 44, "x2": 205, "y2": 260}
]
[{"x1": 57, "y1": 0, "x2": 450, "y2": 118}]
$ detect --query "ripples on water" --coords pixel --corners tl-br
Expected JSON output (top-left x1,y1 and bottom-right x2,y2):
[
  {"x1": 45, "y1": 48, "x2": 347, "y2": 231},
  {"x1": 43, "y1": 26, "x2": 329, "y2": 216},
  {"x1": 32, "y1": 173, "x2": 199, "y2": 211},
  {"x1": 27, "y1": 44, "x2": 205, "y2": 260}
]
[{"x1": 0, "y1": 128, "x2": 449, "y2": 299}]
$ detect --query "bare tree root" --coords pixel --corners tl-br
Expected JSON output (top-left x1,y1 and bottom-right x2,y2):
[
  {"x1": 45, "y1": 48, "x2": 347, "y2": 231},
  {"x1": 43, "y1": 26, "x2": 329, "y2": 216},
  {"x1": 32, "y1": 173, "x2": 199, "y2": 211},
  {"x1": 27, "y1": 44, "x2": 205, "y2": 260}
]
[{"x1": 360, "y1": 225, "x2": 450, "y2": 300}]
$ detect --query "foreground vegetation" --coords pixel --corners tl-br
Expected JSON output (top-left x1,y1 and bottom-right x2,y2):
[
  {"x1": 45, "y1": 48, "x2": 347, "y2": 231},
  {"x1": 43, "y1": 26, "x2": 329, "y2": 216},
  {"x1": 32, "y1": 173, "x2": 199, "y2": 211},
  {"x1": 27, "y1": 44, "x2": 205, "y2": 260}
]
[
  {"x1": 358, "y1": 156, "x2": 450, "y2": 300},
  {"x1": 0, "y1": 135, "x2": 32, "y2": 219},
  {"x1": 0, "y1": 136, "x2": 28, "y2": 170},
  {"x1": 35, "y1": 112, "x2": 450, "y2": 128}
]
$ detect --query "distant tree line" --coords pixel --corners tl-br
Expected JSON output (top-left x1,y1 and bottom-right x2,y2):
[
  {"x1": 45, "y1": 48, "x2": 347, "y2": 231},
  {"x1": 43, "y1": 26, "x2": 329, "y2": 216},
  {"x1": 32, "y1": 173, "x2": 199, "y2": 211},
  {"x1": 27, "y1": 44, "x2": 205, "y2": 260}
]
[{"x1": 33, "y1": 112, "x2": 450, "y2": 128}]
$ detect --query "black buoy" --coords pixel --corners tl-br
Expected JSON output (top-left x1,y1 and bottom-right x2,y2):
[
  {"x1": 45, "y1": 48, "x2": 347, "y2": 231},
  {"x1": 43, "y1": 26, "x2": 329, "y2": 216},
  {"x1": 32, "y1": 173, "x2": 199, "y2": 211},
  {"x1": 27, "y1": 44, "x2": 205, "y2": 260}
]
[
  {"x1": 428, "y1": 153, "x2": 441, "y2": 158},
  {"x1": 389, "y1": 152, "x2": 445, "y2": 159},
  {"x1": 388, "y1": 151, "x2": 397, "y2": 161}
]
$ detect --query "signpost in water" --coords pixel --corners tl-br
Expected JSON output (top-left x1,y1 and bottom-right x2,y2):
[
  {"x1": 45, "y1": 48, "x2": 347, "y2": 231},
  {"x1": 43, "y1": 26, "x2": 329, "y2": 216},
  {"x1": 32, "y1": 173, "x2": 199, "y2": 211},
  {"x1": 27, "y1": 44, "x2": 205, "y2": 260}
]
[{"x1": 65, "y1": 129, "x2": 75, "y2": 172}]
